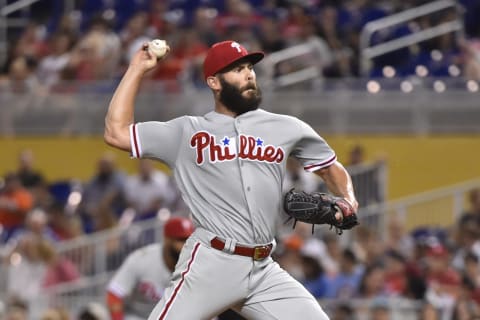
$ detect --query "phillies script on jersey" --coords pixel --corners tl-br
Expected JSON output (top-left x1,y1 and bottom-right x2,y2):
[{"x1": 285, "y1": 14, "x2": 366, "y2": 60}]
[{"x1": 190, "y1": 131, "x2": 285, "y2": 165}]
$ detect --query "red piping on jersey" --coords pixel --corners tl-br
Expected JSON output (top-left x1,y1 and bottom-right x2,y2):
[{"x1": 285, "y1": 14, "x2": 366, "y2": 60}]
[
  {"x1": 158, "y1": 242, "x2": 200, "y2": 320},
  {"x1": 132, "y1": 124, "x2": 140, "y2": 157},
  {"x1": 304, "y1": 154, "x2": 337, "y2": 171}
]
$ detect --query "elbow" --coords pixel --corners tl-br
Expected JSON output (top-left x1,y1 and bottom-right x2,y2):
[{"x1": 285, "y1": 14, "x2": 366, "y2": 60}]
[
  {"x1": 104, "y1": 123, "x2": 130, "y2": 151},
  {"x1": 103, "y1": 126, "x2": 116, "y2": 146},
  {"x1": 104, "y1": 132, "x2": 116, "y2": 147}
]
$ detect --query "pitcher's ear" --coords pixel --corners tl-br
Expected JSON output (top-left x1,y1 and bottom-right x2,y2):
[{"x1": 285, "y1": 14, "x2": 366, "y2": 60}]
[{"x1": 206, "y1": 76, "x2": 220, "y2": 90}]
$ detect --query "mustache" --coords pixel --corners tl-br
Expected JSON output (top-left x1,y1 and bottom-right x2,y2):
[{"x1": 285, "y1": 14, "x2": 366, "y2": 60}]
[{"x1": 242, "y1": 83, "x2": 257, "y2": 91}]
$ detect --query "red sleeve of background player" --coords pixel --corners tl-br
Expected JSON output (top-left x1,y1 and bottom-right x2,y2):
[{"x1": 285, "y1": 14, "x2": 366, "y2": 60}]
[{"x1": 106, "y1": 291, "x2": 124, "y2": 320}]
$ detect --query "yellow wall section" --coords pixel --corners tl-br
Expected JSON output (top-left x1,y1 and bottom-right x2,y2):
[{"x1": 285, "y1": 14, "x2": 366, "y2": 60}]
[
  {"x1": 1, "y1": 135, "x2": 479, "y2": 199},
  {"x1": 0, "y1": 137, "x2": 170, "y2": 182},
  {"x1": 325, "y1": 135, "x2": 480, "y2": 199}
]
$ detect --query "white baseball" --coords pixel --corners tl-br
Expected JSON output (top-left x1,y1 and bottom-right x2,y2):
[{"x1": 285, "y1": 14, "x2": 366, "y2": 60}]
[{"x1": 148, "y1": 39, "x2": 169, "y2": 59}]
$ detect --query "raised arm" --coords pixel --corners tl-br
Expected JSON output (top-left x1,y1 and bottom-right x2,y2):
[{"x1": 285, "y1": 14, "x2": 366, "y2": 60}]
[
  {"x1": 104, "y1": 43, "x2": 160, "y2": 151},
  {"x1": 315, "y1": 161, "x2": 359, "y2": 211}
]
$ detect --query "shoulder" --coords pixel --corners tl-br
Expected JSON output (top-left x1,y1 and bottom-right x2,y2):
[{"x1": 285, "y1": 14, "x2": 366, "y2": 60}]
[{"x1": 250, "y1": 109, "x2": 302, "y2": 124}]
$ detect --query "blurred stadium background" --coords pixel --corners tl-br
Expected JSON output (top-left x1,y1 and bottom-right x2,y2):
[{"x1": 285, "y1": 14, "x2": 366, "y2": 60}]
[{"x1": 0, "y1": 0, "x2": 479, "y2": 319}]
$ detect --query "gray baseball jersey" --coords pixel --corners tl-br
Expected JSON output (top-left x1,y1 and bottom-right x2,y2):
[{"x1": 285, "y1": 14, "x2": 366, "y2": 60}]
[
  {"x1": 129, "y1": 108, "x2": 336, "y2": 244},
  {"x1": 107, "y1": 243, "x2": 171, "y2": 318}
]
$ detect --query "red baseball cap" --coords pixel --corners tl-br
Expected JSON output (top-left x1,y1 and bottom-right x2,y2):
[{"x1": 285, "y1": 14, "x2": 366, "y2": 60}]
[
  {"x1": 164, "y1": 217, "x2": 195, "y2": 240},
  {"x1": 203, "y1": 40, "x2": 264, "y2": 80},
  {"x1": 426, "y1": 245, "x2": 448, "y2": 257}
]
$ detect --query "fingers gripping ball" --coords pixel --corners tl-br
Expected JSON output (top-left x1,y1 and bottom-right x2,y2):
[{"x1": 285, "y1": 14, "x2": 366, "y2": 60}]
[
  {"x1": 283, "y1": 189, "x2": 359, "y2": 234},
  {"x1": 148, "y1": 39, "x2": 169, "y2": 59}
]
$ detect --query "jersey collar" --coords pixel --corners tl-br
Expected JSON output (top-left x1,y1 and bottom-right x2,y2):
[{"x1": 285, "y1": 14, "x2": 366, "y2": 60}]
[{"x1": 204, "y1": 109, "x2": 263, "y2": 122}]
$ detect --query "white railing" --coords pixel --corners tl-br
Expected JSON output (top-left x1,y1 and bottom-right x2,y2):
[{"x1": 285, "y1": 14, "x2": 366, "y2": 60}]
[
  {"x1": 2, "y1": 82, "x2": 480, "y2": 136},
  {"x1": 359, "y1": 0, "x2": 464, "y2": 75},
  {"x1": 384, "y1": 177, "x2": 480, "y2": 231},
  {"x1": 259, "y1": 40, "x2": 338, "y2": 89},
  {"x1": 54, "y1": 217, "x2": 166, "y2": 276}
]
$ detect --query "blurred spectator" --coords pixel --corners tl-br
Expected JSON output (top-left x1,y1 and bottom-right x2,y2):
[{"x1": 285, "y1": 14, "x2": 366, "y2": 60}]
[
  {"x1": 383, "y1": 250, "x2": 409, "y2": 296},
  {"x1": 65, "y1": 16, "x2": 121, "y2": 81},
  {"x1": 5, "y1": 232, "x2": 80, "y2": 307},
  {"x1": 275, "y1": 233, "x2": 305, "y2": 281},
  {"x1": 357, "y1": 263, "x2": 387, "y2": 298},
  {"x1": 351, "y1": 225, "x2": 385, "y2": 265},
  {"x1": 300, "y1": 254, "x2": 327, "y2": 298},
  {"x1": 370, "y1": 300, "x2": 390, "y2": 320},
  {"x1": 0, "y1": 173, "x2": 34, "y2": 242},
  {"x1": 42, "y1": 244, "x2": 81, "y2": 288},
  {"x1": 47, "y1": 202, "x2": 84, "y2": 241},
  {"x1": 2, "y1": 297, "x2": 29, "y2": 320},
  {"x1": 152, "y1": 28, "x2": 208, "y2": 86},
  {"x1": 16, "y1": 149, "x2": 44, "y2": 189},
  {"x1": 461, "y1": 38, "x2": 480, "y2": 81},
  {"x1": 78, "y1": 302, "x2": 110, "y2": 320},
  {"x1": 348, "y1": 144, "x2": 365, "y2": 166},
  {"x1": 6, "y1": 234, "x2": 50, "y2": 303},
  {"x1": 451, "y1": 275, "x2": 480, "y2": 319},
  {"x1": 6, "y1": 56, "x2": 40, "y2": 94},
  {"x1": 77, "y1": 153, "x2": 126, "y2": 233},
  {"x1": 459, "y1": 188, "x2": 480, "y2": 222},
  {"x1": 330, "y1": 303, "x2": 354, "y2": 320},
  {"x1": 123, "y1": 159, "x2": 178, "y2": 220},
  {"x1": 120, "y1": 12, "x2": 153, "y2": 64},
  {"x1": 40, "y1": 307, "x2": 70, "y2": 320},
  {"x1": 215, "y1": 0, "x2": 261, "y2": 37},
  {"x1": 257, "y1": 17, "x2": 287, "y2": 54},
  {"x1": 36, "y1": 32, "x2": 75, "y2": 87},
  {"x1": 461, "y1": 252, "x2": 480, "y2": 306},
  {"x1": 11, "y1": 22, "x2": 48, "y2": 60},
  {"x1": 385, "y1": 215, "x2": 415, "y2": 259},
  {"x1": 323, "y1": 248, "x2": 363, "y2": 299},
  {"x1": 424, "y1": 245, "x2": 462, "y2": 318},
  {"x1": 7, "y1": 208, "x2": 57, "y2": 245},
  {"x1": 452, "y1": 214, "x2": 480, "y2": 271},
  {"x1": 321, "y1": 233, "x2": 343, "y2": 276}
]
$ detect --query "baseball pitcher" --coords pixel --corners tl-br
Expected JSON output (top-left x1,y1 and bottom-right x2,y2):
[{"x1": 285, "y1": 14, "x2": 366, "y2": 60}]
[{"x1": 104, "y1": 40, "x2": 359, "y2": 319}]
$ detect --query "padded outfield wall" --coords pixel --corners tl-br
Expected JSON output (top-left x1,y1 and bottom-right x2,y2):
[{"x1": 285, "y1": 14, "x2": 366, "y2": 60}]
[{"x1": 1, "y1": 134, "x2": 478, "y2": 200}]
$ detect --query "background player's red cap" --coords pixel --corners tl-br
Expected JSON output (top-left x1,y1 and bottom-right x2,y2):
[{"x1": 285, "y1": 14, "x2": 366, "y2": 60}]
[
  {"x1": 203, "y1": 40, "x2": 264, "y2": 80},
  {"x1": 164, "y1": 216, "x2": 195, "y2": 240}
]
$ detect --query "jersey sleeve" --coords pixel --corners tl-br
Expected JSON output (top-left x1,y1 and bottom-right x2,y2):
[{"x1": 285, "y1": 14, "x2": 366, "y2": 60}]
[
  {"x1": 107, "y1": 250, "x2": 139, "y2": 298},
  {"x1": 291, "y1": 118, "x2": 337, "y2": 172},
  {"x1": 130, "y1": 117, "x2": 186, "y2": 166}
]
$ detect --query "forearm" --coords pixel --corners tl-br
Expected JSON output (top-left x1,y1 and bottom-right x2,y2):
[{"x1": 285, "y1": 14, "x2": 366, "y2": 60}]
[
  {"x1": 104, "y1": 66, "x2": 145, "y2": 150},
  {"x1": 315, "y1": 161, "x2": 358, "y2": 210}
]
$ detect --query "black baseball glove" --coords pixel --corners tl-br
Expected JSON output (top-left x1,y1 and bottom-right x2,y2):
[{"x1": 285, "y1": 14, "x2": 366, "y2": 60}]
[{"x1": 283, "y1": 189, "x2": 359, "y2": 234}]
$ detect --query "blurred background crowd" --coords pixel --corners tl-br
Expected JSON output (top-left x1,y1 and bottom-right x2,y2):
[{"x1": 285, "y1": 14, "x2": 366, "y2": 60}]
[
  {"x1": 1, "y1": 0, "x2": 480, "y2": 93},
  {"x1": 1, "y1": 0, "x2": 480, "y2": 319}
]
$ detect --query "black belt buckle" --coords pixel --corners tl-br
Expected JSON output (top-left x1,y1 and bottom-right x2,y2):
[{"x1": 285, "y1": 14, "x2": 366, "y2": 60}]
[{"x1": 253, "y1": 245, "x2": 271, "y2": 261}]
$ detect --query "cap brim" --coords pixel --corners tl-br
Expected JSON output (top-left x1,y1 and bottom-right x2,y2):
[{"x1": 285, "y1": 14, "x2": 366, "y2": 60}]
[
  {"x1": 217, "y1": 52, "x2": 265, "y2": 74},
  {"x1": 244, "y1": 52, "x2": 265, "y2": 65}
]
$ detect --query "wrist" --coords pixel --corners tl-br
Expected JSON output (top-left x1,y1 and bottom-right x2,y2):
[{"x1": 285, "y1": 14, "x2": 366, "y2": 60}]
[{"x1": 126, "y1": 65, "x2": 147, "y2": 78}]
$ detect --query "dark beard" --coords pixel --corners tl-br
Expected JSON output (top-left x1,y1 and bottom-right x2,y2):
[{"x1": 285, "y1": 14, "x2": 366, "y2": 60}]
[
  {"x1": 168, "y1": 246, "x2": 181, "y2": 263},
  {"x1": 219, "y1": 77, "x2": 262, "y2": 115}
]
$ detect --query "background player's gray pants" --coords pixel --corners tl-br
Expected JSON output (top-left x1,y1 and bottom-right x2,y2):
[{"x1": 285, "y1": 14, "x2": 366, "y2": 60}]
[{"x1": 148, "y1": 228, "x2": 329, "y2": 320}]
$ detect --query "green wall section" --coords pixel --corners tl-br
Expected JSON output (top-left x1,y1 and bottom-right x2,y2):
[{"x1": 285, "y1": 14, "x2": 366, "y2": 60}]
[{"x1": 1, "y1": 135, "x2": 479, "y2": 199}]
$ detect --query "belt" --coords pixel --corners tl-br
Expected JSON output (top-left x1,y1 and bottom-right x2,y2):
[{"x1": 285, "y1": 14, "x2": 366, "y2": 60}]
[{"x1": 210, "y1": 237, "x2": 273, "y2": 261}]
